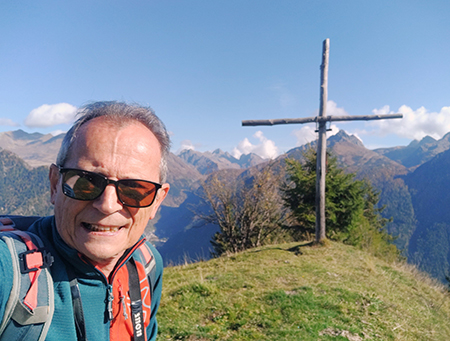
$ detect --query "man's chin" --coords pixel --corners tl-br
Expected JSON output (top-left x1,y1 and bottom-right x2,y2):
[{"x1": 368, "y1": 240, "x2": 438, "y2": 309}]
[{"x1": 80, "y1": 243, "x2": 127, "y2": 268}]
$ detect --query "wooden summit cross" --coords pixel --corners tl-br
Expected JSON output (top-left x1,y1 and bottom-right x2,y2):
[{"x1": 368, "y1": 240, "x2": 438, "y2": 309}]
[{"x1": 242, "y1": 39, "x2": 403, "y2": 244}]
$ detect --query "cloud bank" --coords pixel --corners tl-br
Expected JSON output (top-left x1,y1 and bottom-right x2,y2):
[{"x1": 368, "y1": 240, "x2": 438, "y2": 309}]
[
  {"x1": 232, "y1": 131, "x2": 279, "y2": 159},
  {"x1": 366, "y1": 105, "x2": 450, "y2": 141},
  {"x1": 0, "y1": 118, "x2": 19, "y2": 127},
  {"x1": 25, "y1": 103, "x2": 77, "y2": 127}
]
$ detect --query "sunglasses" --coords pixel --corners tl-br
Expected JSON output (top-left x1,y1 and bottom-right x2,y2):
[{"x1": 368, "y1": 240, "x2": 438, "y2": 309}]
[{"x1": 56, "y1": 166, "x2": 162, "y2": 208}]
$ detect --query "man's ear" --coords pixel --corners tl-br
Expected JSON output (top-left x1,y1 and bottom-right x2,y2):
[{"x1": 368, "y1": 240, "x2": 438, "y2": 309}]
[
  {"x1": 148, "y1": 183, "x2": 170, "y2": 220},
  {"x1": 49, "y1": 164, "x2": 60, "y2": 205}
]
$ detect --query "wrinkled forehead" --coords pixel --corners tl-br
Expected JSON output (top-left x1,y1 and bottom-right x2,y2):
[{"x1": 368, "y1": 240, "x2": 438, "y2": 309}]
[{"x1": 66, "y1": 117, "x2": 161, "y2": 166}]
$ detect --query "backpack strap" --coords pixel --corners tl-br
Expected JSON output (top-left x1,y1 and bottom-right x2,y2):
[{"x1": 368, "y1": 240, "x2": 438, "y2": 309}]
[
  {"x1": 126, "y1": 259, "x2": 145, "y2": 341},
  {"x1": 134, "y1": 242, "x2": 157, "y2": 300},
  {"x1": 0, "y1": 216, "x2": 41, "y2": 232},
  {"x1": 0, "y1": 217, "x2": 54, "y2": 341},
  {"x1": 126, "y1": 241, "x2": 157, "y2": 340},
  {"x1": 66, "y1": 267, "x2": 87, "y2": 341}
]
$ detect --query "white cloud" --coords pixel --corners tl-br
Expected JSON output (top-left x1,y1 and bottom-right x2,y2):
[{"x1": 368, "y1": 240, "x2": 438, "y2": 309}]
[
  {"x1": 0, "y1": 118, "x2": 19, "y2": 127},
  {"x1": 176, "y1": 139, "x2": 197, "y2": 154},
  {"x1": 292, "y1": 124, "x2": 339, "y2": 146},
  {"x1": 326, "y1": 100, "x2": 349, "y2": 116},
  {"x1": 50, "y1": 129, "x2": 66, "y2": 136},
  {"x1": 292, "y1": 126, "x2": 317, "y2": 146},
  {"x1": 25, "y1": 103, "x2": 77, "y2": 127},
  {"x1": 291, "y1": 100, "x2": 347, "y2": 146},
  {"x1": 367, "y1": 105, "x2": 450, "y2": 141},
  {"x1": 232, "y1": 131, "x2": 279, "y2": 159},
  {"x1": 310, "y1": 100, "x2": 350, "y2": 117},
  {"x1": 352, "y1": 133, "x2": 364, "y2": 144}
]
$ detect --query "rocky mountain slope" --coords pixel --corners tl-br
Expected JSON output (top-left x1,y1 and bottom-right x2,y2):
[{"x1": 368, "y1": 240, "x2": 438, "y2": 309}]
[
  {"x1": 0, "y1": 130, "x2": 64, "y2": 167},
  {"x1": 374, "y1": 132, "x2": 450, "y2": 169},
  {"x1": 404, "y1": 148, "x2": 450, "y2": 281}
]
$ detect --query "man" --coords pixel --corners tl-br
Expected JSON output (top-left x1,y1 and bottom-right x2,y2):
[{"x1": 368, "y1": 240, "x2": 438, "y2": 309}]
[{"x1": 0, "y1": 101, "x2": 170, "y2": 340}]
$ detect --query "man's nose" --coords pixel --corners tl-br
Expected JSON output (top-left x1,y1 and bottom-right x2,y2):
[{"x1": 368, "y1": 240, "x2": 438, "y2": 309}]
[{"x1": 92, "y1": 184, "x2": 123, "y2": 213}]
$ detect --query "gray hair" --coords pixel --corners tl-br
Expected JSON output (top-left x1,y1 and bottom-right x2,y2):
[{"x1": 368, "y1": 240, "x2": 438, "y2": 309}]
[{"x1": 57, "y1": 101, "x2": 171, "y2": 183}]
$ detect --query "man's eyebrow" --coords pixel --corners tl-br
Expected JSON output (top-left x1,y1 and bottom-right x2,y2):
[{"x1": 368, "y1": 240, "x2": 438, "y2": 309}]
[{"x1": 78, "y1": 168, "x2": 108, "y2": 178}]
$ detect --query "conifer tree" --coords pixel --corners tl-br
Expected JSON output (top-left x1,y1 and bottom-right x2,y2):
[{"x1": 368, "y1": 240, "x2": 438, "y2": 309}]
[{"x1": 282, "y1": 148, "x2": 399, "y2": 260}]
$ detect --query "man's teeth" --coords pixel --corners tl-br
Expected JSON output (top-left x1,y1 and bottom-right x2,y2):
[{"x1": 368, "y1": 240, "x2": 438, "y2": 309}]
[{"x1": 82, "y1": 223, "x2": 121, "y2": 232}]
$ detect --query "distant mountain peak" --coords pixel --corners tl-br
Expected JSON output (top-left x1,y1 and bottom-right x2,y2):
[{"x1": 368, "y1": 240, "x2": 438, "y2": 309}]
[
  {"x1": 375, "y1": 133, "x2": 450, "y2": 169},
  {"x1": 237, "y1": 153, "x2": 264, "y2": 167},
  {"x1": 329, "y1": 130, "x2": 365, "y2": 148},
  {"x1": 0, "y1": 129, "x2": 62, "y2": 167},
  {"x1": 178, "y1": 148, "x2": 198, "y2": 157},
  {"x1": 407, "y1": 135, "x2": 437, "y2": 149},
  {"x1": 212, "y1": 148, "x2": 223, "y2": 155},
  {"x1": 2, "y1": 129, "x2": 45, "y2": 141},
  {"x1": 178, "y1": 148, "x2": 265, "y2": 174},
  {"x1": 418, "y1": 135, "x2": 437, "y2": 145}
]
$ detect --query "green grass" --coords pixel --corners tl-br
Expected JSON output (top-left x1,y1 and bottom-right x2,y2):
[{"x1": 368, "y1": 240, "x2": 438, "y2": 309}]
[{"x1": 158, "y1": 241, "x2": 450, "y2": 340}]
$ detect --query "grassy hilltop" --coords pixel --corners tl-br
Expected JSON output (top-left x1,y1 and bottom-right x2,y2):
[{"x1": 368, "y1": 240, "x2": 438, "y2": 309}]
[{"x1": 158, "y1": 241, "x2": 450, "y2": 340}]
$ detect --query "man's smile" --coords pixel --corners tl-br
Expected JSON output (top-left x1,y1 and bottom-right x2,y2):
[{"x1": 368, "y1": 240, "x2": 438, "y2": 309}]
[{"x1": 81, "y1": 222, "x2": 124, "y2": 233}]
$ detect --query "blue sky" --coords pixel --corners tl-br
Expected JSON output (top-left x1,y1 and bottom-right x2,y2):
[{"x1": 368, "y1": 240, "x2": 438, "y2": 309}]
[{"x1": 1, "y1": 1, "x2": 449, "y2": 159}]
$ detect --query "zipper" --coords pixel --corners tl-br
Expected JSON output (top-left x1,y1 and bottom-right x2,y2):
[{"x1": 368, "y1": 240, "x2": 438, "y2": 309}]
[
  {"x1": 118, "y1": 280, "x2": 129, "y2": 320},
  {"x1": 105, "y1": 238, "x2": 146, "y2": 321},
  {"x1": 107, "y1": 284, "x2": 114, "y2": 321}
]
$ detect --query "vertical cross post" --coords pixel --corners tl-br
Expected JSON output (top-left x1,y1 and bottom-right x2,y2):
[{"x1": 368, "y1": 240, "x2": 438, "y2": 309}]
[{"x1": 316, "y1": 38, "x2": 329, "y2": 243}]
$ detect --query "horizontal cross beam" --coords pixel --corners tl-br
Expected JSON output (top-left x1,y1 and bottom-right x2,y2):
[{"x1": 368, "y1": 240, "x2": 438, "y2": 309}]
[{"x1": 242, "y1": 113, "x2": 403, "y2": 126}]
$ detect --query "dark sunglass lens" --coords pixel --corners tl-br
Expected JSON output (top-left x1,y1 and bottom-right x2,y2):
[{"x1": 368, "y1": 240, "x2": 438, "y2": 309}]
[
  {"x1": 62, "y1": 170, "x2": 105, "y2": 200},
  {"x1": 117, "y1": 180, "x2": 158, "y2": 207}
]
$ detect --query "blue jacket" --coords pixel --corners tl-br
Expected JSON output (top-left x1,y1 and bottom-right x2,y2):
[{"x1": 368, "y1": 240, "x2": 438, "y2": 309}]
[{"x1": 0, "y1": 216, "x2": 163, "y2": 341}]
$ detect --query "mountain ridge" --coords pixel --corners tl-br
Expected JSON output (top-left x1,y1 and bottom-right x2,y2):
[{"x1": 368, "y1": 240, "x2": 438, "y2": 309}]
[
  {"x1": 0, "y1": 130, "x2": 64, "y2": 167},
  {"x1": 178, "y1": 148, "x2": 265, "y2": 175},
  {"x1": 2, "y1": 129, "x2": 450, "y2": 282},
  {"x1": 374, "y1": 132, "x2": 450, "y2": 169}
]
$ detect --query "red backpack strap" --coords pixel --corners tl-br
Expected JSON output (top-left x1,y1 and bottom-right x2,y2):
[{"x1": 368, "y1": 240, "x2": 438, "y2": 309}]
[{"x1": 0, "y1": 218, "x2": 54, "y2": 341}]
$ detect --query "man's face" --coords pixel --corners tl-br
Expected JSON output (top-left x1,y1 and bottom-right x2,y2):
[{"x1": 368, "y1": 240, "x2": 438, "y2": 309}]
[{"x1": 49, "y1": 117, "x2": 169, "y2": 269}]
